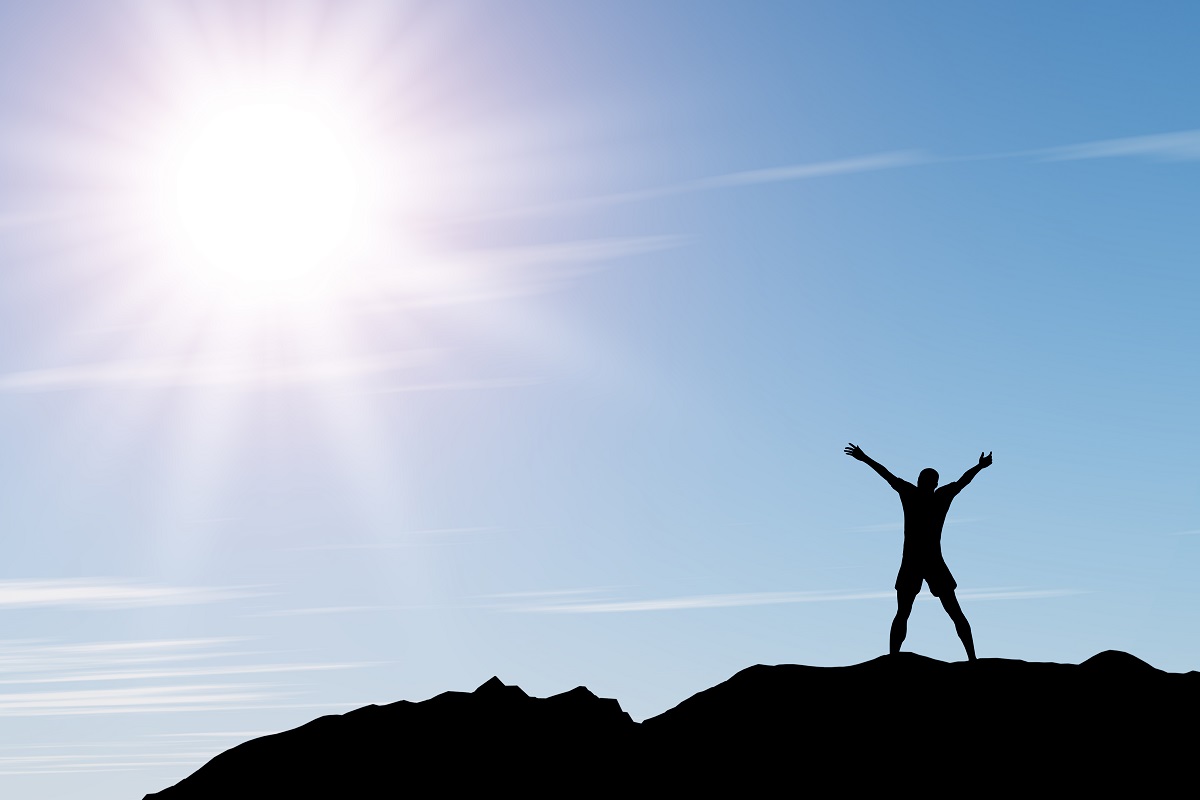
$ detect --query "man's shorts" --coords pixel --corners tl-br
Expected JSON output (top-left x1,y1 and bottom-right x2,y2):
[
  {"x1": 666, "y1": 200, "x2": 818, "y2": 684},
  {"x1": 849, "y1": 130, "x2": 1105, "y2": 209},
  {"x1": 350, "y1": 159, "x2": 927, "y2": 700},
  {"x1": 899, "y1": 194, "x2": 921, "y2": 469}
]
[{"x1": 895, "y1": 557, "x2": 957, "y2": 597}]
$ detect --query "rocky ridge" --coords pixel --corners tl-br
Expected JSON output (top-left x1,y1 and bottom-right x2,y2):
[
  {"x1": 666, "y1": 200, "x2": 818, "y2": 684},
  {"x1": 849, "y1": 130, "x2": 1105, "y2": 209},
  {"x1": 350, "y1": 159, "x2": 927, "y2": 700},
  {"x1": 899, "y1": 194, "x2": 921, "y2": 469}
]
[{"x1": 145, "y1": 651, "x2": 1197, "y2": 797}]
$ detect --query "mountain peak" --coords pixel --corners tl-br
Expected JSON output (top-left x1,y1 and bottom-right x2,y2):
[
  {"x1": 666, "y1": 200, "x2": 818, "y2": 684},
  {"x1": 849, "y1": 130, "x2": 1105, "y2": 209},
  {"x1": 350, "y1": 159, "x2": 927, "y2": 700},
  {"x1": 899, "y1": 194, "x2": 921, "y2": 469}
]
[{"x1": 475, "y1": 675, "x2": 526, "y2": 695}]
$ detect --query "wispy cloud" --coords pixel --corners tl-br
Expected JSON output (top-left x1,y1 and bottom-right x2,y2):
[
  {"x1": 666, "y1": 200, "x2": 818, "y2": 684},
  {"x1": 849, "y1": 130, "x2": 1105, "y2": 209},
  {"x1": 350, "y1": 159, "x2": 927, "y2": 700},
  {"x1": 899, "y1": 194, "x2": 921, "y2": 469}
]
[
  {"x1": 1165, "y1": 529, "x2": 1200, "y2": 536},
  {"x1": 689, "y1": 151, "x2": 928, "y2": 189},
  {"x1": 383, "y1": 235, "x2": 687, "y2": 306},
  {"x1": 483, "y1": 587, "x2": 623, "y2": 600},
  {"x1": 1042, "y1": 128, "x2": 1200, "y2": 161},
  {"x1": 954, "y1": 588, "x2": 1084, "y2": 601},
  {"x1": 293, "y1": 525, "x2": 510, "y2": 551},
  {"x1": 511, "y1": 589, "x2": 893, "y2": 613},
  {"x1": 156, "y1": 731, "x2": 275, "y2": 739},
  {"x1": 248, "y1": 605, "x2": 425, "y2": 617},
  {"x1": 0, "y1": 729, "x2": 278, "y2": 776},
  {"x1": 0, "y1": 686, "x2": 364, "y2": 718},
  {"x1": 0, "y1": 637, "x2": 373, "y2": 721},
  {"x1": 0, "y1": 351, "x2": 429, "y2": 393},
  {"x1": 459, "y1": 235, "x2": 686, "y2": 270},
  {"x1": 374, "y1": 378, "x2": 540, "y2": 395},
  {"x1": 0, "y1": 683, "x2": 286, "y2": 717},
  {"x1": 0, "y1": 661, "x2": 376, "y2": 686},
  {"x1": 0, "y1": 638, "x2": 246, "y2": 666},
  {"x1": 496, "y1": 152, "x2": 925, "y2": 218},
  {"x1": 0, "y1": 730, "x2": 305, "y2": 776},
  {"x1": 501, "y1": 586, "x2": 1084, "y2": 613},
  {"x1": 0, "y1": 579, "x2": 258, "y2": 610},
  {"x1": 482, "y1": 126, "x2": 1200, "y2": 223},
  {"x1": 0, "y1": 748, "x2": 214, "y2": 776}
]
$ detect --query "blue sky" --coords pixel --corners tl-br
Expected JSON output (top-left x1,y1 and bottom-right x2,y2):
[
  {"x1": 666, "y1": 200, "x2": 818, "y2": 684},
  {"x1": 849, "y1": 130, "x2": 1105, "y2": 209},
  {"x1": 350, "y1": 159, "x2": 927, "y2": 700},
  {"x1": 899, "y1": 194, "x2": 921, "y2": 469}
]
[{"x1": 0, "y1": 1, "x2": 1197, "y2": 796}]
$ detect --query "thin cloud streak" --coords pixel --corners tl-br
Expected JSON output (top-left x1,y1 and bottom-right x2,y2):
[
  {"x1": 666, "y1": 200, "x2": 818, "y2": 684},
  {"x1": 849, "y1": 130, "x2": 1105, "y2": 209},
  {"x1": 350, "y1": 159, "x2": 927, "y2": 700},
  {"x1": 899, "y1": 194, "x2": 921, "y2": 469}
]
[
  {"x1": 293, "y1": 525, "x2": 510, "y2": 551},
  {"x1": 248, "y1": 605, "x2": 430, "y2": 617},
  {"x1": 0, "y1": 683, "x2": 285, "y2": 717},
  {"x1": 492, "y1": 127, "x2": 1200, "y2": 223},
  {"x1": 0, "y1": 643, "x2": 264, "y2": 689},
  {"x1": 690, "y1": 151, "x2": 928, "y2": 188},
  {"x1": 0, "y1": 639, "x2": 255, "y2": 675},
  {"x1": 483, "y1": 587, "x2": 623, "y2": 599},
  {"x1": 380, "y1": 235, "x2": 688, "y2": 307},
  {"x1": 457, "y1": 235, "x2": 686, "y2": 270},
  {"x1": 0, "y1": 351, "x2": 429, "y2": 393},
  {"x1": 0, "y1": 580, "x2": 259, "y2": 610},
  {"x1": 954, "y1": 588, "x2": 1084, "y2": 601},
  {"x1": 0, "y1": 750, "x2": 212, "y2": 776},
  {"x1": 0, "y1": 728, "x2": 306, "y2": 775},
  {"x1": 1041, "y1": 128, "x2": 1200, "y2": 161},
  {"x1": 0, "y1": 634, "x2": 373, "y2": 719},
  {"x1": 0, "y1": 696, "x2": 361, "y2": 718},
  {"x1": 0, "y1": 661, "x2": 378, "y2": 686},
  {"x1": 374, "y1": 378, "x2": 540, "y2": 395},
  {"x1": 494, "y1": 151, "x2": 926, "y2": 217},
  {"x1": 156, "y1": 731, "x2": 275, "y2": 739},
  {"x1": 509, "y1": 587, "x2": 1084, "y2": 613}
]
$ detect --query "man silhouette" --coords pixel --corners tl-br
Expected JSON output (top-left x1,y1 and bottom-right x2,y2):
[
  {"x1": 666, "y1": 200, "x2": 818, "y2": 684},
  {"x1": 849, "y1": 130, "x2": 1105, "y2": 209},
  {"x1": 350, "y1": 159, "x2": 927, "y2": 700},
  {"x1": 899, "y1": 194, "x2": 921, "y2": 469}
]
[{"x1": 844, "y1": 443, "x2": 992, "y2": 662}]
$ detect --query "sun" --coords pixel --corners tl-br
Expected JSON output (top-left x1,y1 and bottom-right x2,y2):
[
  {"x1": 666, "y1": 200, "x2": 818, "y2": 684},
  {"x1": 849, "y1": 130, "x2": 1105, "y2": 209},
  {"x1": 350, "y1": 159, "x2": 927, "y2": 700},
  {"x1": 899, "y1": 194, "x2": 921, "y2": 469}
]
[{"x1": 175, "y1": 102, "x2": 358, "y2": 292}]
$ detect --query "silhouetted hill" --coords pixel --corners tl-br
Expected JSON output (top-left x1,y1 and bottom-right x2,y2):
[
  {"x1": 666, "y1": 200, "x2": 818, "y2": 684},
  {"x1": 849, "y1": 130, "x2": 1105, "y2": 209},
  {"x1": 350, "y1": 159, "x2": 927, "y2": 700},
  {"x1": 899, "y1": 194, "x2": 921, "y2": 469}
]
[
  {"x1": 144, "y1": 651, "x2": 1198, "y2": 798},
  {"x1": 145, "y1": 676, "x2": 637, "y2": 798}
]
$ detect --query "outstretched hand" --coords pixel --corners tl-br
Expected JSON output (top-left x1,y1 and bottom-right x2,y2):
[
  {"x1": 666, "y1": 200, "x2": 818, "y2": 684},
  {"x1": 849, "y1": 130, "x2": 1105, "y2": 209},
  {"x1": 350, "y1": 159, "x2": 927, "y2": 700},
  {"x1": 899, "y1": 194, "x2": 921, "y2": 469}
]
[
  {"x1": 844, "y1": 443, "x2": 866, "y2": 461},
  {"x1": 978, "y1": 451, "x2": 993, "y2": 468}
]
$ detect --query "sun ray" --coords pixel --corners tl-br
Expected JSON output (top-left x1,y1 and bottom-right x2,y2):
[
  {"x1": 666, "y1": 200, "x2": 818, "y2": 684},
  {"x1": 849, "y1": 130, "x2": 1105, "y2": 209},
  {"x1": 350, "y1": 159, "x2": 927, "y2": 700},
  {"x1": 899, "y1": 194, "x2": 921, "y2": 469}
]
[{"x1": 1, "y1": 0, "x2": 652, "y2": 576}]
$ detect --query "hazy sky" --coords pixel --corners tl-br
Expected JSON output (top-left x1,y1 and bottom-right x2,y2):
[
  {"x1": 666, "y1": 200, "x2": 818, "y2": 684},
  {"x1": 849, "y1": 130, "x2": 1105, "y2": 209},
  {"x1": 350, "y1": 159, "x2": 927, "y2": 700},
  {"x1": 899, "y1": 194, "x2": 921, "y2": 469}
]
[{"x1": 0, "y1": 2, "x2": 1197, "y2": 797}]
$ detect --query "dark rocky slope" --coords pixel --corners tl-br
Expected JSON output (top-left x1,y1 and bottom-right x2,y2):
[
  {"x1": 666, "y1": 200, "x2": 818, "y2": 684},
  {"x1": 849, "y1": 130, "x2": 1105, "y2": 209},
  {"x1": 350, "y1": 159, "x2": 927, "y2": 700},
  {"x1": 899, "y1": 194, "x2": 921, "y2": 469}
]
[{"x1": 145, "y1": 651, "x2": 1198, "y2": 797}]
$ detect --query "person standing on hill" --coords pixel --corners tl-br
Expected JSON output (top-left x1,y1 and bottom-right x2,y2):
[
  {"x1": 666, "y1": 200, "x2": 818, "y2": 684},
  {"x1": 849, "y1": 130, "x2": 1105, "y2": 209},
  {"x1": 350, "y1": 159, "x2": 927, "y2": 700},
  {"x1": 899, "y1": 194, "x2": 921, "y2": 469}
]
[{"x1": 844, "y1": 443, "x2": 992, "y2": 662}]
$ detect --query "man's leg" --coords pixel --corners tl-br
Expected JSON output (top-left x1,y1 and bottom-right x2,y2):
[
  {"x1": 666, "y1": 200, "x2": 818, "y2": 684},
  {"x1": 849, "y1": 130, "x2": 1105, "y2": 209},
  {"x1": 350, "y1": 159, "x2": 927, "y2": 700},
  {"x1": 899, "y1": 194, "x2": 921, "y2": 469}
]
[
  {"x1": 890, "y1": 590, "x2": 918, "y2": 655},
  {"x1": 939, "y1": 591, "x2": 977, "y2": 662}
]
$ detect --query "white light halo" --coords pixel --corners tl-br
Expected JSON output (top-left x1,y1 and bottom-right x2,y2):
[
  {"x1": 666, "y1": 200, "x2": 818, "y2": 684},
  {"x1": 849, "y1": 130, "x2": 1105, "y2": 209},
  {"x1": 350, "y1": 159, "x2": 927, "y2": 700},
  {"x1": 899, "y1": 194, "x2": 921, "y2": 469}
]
[{"x1": 174, "y1": 101, "x2": 358, "y2": 292}]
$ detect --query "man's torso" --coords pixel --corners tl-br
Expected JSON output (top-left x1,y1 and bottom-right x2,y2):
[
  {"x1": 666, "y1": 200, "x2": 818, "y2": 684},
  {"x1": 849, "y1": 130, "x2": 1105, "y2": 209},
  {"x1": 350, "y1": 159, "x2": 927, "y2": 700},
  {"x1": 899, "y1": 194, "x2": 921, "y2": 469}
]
[{"x1": 897, "y1": 482, "x2": 959, "y2": 560}]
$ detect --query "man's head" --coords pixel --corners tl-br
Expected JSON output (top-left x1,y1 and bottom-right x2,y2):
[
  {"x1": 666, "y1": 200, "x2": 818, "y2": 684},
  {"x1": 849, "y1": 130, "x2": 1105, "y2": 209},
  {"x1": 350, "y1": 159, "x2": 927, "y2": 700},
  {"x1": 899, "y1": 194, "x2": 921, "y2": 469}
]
[{"x1": 918, "y1": 468, "x2": 939, "y2": 490}]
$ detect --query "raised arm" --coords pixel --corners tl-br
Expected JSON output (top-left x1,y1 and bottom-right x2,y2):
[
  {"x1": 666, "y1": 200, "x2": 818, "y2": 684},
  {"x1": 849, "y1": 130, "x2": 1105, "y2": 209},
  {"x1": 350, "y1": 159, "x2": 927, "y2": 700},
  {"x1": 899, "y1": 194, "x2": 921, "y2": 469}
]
[
  {"x1": 844, "y1": 443, "x2": 907, "y2": 491},
  {"x1": 956, "y1": 451, "x2": 993, "y2": 489}
]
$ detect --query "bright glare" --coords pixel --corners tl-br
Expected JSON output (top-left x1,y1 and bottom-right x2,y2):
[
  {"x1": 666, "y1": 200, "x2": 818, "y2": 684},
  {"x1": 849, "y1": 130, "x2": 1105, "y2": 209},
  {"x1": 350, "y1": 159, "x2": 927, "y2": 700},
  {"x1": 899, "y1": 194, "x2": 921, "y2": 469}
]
[{"x1": 176, "y1": 103, "x2": 357, "y2": 289}]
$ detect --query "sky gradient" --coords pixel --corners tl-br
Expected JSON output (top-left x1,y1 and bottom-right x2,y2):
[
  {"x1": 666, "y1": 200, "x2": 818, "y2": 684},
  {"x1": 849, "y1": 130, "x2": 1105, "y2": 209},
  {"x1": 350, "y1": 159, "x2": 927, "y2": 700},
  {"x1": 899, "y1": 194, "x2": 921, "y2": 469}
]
[{"x1": 0, "y1": 2, "x2": 1197, "y2": 797}]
